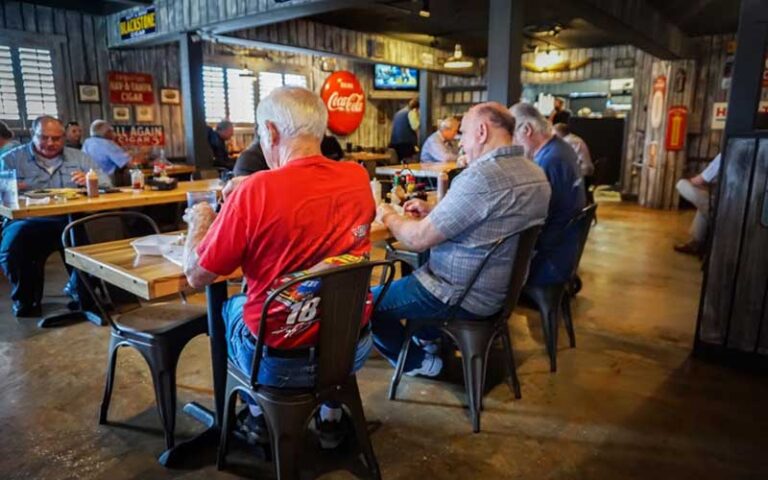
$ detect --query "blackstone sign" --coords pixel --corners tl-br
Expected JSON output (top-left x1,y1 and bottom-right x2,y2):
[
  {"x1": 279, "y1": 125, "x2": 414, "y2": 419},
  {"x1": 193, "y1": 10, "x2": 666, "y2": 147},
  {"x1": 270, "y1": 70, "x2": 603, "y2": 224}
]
[{"x1": 119, "y1": 7, "x2": 157, "y2": 41}]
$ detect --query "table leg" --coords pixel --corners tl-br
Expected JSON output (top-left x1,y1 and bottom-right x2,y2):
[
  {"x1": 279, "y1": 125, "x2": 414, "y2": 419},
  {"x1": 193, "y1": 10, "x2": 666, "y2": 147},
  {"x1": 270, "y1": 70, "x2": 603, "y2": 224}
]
[{"x1": 158, "y1": 280, "x2": 229, "y2": 467}]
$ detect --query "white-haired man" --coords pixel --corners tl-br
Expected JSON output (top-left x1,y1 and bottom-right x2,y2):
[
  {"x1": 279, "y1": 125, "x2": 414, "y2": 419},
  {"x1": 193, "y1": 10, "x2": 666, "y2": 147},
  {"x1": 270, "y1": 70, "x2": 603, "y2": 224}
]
[
  {"x1": 510, "y1": 102, "x2": 586, "y2": 288},
  {"x1": 372, "y1": 103, "x2": 551, "y2": 376},
  {"x1": 420, "y1": 116, "x2": 460, "y2": 163},
  {"x1": 82, "y1": 120, "x2": 136, "y2": 177},
  {"x1": 182, "y1": 87, "x2": 374, "y2": 446}
]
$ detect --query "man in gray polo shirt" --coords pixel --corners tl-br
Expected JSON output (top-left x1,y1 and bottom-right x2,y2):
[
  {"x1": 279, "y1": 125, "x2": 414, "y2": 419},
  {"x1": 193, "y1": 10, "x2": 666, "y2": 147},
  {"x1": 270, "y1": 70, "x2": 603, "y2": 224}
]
[{"x1": 373, "y1": 102, "x2": 551, "y2": 376}]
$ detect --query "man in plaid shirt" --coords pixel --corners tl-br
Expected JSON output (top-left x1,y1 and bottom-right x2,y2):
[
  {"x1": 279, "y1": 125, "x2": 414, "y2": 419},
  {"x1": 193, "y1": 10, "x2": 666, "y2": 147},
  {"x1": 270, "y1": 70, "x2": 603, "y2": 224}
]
[{"x1": 373, "y1": 102, "x2": 551, "y2": 377}]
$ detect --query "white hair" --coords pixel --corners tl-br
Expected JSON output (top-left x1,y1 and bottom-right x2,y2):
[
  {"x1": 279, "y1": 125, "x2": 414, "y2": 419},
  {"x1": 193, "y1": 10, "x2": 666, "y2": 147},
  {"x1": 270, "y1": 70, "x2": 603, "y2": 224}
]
[
  {"x1": 509, "y1": 102, "x2": 551, "y2": 135},
  {"x1": 438, "y1": 116, "x2": 459, "y2": 131},
  {"x1": 256, "y1": 86, "x2": 327, "y2": 141},
  {"x1": 90, "y1": 119, "x2": 112, "y2": 137}
]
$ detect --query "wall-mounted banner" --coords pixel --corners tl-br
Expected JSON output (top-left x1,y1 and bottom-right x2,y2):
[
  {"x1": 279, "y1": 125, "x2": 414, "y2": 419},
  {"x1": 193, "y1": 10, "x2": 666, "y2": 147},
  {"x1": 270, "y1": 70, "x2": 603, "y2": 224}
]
[
  {"x1": 113, "y1": 125, "x2": 165, "y2": 147},
  {"x1": 650, "y1": 75, "x2": 666, "y2": 130},
  {"x1": 119, "y1": 7, "x2": 156, "y2": 41},
  {"x1": 321, "y1": 71, "x2": 365, "y2": 136},
  {"x1": 109, "y1": 71, "x2": 154, "y2": 105}
]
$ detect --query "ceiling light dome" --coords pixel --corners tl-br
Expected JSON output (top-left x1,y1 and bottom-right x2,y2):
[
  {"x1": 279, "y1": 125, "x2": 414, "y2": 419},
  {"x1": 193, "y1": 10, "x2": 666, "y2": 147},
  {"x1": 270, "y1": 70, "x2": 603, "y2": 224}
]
[{"x1": 444, "y1": 44, "x2": 473, "y2": 69}]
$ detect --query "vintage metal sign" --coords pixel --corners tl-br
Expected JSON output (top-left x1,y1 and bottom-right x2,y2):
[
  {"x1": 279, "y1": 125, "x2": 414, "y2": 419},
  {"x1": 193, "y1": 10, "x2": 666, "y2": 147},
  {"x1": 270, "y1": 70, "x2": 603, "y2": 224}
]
[
  {"x1": 119, "y1": 7, "x2": 156, "y2": 41},
  {"x1": 108, "y1": 71, "x2": 155, "y2": 105},
  {"x1": 113, "y1": 125, "x2": 165, "y2": 147},
  {"x1": 320, "y1": 71, "x2": 365, "y2": 136}
]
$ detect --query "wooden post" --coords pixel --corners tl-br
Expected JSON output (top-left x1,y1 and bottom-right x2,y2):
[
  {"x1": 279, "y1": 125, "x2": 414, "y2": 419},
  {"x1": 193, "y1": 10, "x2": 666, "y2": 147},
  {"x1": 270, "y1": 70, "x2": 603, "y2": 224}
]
[
  {"x1": 486, "y1": 0, "x2": 523, "y2": 106},
  {"x1": 179, "y1": 32, "x2": 211, "y2": 168},
  {"x1": 419, "y1": 70, "x2": 433, "y2": 147}
]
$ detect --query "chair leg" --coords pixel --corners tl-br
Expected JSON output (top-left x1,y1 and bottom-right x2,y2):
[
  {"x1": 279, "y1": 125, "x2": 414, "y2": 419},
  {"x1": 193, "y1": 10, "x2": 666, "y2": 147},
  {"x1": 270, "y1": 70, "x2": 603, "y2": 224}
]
[
  {"x1": 561, "y1": 292, "x2": 576, "y2": 348},
  {"x1": 500, "y1": 325, "x2": 522, "y2": 399},
  {"x1": 538, "y1": 302, "x2": 558, "y2": 373},
  {"x1": 459, "y1": 347, "x2": 485, "y2": 433},
  {"x1": 217, "y1": 383, "x2": 240, "y2": 471},
  {"x1": 345, "y1": 377, "x2": 382, "y2": 480},
  {"x1": 388, "y1": 328, "x2": 414, "y2": 401},
  {"x1": 99, "y1": 336, "x2": 120, "y2": 425},
  {"x1": 260, "y1": 398, "x2": 315, "y2": 480},
  {"x1": 142, "y1": 347, "x2": 180, "y2": 451}
]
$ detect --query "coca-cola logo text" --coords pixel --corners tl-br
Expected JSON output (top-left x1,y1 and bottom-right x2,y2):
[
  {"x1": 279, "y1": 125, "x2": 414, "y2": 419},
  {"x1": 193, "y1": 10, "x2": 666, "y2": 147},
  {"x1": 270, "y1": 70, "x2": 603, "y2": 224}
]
[{"x1": 321, "y1": 71, "x2": 366, "y2": 136}]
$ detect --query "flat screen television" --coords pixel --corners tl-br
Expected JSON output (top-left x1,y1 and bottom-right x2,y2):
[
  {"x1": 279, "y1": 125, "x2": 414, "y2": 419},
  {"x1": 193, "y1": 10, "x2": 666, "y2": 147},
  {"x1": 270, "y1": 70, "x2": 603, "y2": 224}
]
[{"x1": 373, "y1": 64, "x2": 419, "y2": 91}]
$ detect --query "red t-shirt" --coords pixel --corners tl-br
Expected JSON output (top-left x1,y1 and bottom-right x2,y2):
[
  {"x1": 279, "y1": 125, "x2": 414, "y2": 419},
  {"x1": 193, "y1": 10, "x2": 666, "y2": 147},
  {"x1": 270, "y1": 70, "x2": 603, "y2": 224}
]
[{"x1": 196, "y1": 155, "x2": 374, "y2": 349}]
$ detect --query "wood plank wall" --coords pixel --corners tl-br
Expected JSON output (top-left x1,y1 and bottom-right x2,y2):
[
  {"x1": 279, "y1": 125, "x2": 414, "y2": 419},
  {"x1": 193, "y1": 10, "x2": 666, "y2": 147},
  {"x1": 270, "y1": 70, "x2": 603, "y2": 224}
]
[{"x1": 0, "y1": 2, "x2": 185, "y2": 157}]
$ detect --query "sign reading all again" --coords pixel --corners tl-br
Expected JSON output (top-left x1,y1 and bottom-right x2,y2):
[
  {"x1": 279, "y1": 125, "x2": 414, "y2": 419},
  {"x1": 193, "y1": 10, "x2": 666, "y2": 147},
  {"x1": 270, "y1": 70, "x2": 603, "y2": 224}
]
[
  {"x1": 108, "y1": 71, "x2": 154, "y2": 105},
  {"x1": 113, "y1": 125, "x2": 165, "y2": 147},
  {"x1": 119, "y1": 7, "x2": 156, "y2": 41}
]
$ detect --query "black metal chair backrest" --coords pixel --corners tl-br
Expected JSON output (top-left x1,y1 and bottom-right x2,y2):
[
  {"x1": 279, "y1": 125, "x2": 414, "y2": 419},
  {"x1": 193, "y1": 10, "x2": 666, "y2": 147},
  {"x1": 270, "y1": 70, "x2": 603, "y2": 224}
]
[
  {"x1": 446, "y1": 224, "x2": 543, "y2": 322},
  {"x1": 250, "y1": 260, "x2": 395, "y2": 393},
  {"x1": 61, "y1": 211, "x2": 162, "y2": 331},
  {"x1": 567, "y1": 203, "x2": 598, "y2": 279}
]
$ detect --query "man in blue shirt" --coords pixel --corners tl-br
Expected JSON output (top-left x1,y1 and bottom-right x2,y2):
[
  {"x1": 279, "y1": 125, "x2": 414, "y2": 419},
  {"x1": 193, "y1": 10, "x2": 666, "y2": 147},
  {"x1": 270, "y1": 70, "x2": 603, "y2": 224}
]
[
  {"x1": 82, "y1": 120, "x2": 136, "y2": 180},
  {"x1": 511, "y1": 102, "x2": 586, "y2": 286},
  {"x1": 0, "y1": 116, "x2": 109, "y2": 317},
  {"x1": 207, "y1": 120, "x2": 234, "y2": 169},
  {"x1": 388, "y1": 98, "x2": 419, "y2": 162},
  {"x1": 420, "y1": 116, "x2": 460, "y2": 164}
]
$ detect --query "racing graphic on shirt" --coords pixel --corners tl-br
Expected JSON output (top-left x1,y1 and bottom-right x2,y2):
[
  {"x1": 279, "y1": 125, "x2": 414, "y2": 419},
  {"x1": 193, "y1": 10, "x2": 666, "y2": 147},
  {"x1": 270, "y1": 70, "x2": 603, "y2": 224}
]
[{"x1": 267, "y1": 254, "x2": 372, "y2": 341}]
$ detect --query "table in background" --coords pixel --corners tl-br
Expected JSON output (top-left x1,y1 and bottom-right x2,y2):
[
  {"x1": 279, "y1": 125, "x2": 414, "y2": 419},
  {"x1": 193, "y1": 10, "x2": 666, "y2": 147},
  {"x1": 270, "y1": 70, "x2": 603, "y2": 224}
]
[
  {"x1": 345, "y1": 152, "x2": 393, "y2": 163},
  {"x1": 140, "y1": 163, "x2": 197, "y2": 180},
  {"x1": 64, "y1": 221, "x2": 390, "y2": 466},
  {"x1": 375, "y1": 161, "x2": 458, "y2": 179}
]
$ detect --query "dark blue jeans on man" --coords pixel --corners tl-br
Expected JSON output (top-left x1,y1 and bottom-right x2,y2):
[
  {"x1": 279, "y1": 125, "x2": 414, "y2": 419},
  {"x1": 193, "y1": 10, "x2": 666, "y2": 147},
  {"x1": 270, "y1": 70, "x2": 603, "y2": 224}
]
[
  {"x1": 223, "y1": 294, "x2": 373, "y2": 393},
  {"x1": 0, "y1": 216, "x2": 79, "y2": 311},
  {"x1": 371, "y1": 275, "x2": 477, "y2": 374}
]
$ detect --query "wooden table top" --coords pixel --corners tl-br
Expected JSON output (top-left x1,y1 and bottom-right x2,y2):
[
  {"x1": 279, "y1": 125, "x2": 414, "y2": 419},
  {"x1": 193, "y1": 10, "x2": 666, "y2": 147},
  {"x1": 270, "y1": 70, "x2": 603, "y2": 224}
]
[
  {"x1": 1, "y1": 179, "x2": 222, "y2": 220},
  {"x1": 65, "y1": 222, "x2": 391, "y2": 300},
  {"x1": 140, "y1": 163, "x2": 197, "y2": 176},
  {"x1": 345, "y1": 152, "x2": 393, "y2": 162},
  {"x1": 375, "y1": 162, "x2": 457, "y2": 179}
]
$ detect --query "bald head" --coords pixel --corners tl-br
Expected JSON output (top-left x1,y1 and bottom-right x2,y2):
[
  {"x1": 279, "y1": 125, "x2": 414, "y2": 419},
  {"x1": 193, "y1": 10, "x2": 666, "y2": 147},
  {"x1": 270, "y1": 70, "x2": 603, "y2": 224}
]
[{"x1": 458, "y1": 102, "x2": 516, "y2": 164}]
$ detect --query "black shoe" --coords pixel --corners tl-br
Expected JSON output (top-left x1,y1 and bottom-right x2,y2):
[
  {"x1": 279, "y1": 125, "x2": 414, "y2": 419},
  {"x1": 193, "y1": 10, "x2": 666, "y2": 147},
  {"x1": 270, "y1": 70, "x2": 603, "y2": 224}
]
[
  {"x1": 12, "y1": 302, "x2": 42, "y2": 318},
  {"x1": 234, "y1": 408, "x2": 270, "y2": 445},
  {"x1": 314, "y1": 412, "x2": 347, "y2": 450}
]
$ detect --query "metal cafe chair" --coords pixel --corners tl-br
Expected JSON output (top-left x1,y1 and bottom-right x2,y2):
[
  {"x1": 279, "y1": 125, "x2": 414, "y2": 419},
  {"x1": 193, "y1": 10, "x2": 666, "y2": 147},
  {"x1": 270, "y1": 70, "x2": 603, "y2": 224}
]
[
  {"x1": 217, "y1": 260, "x2": 396, "y2": 480},
  {"x1": 62, "y1": 212, "x2": 208, "y2": 453},
  {"x1": 388, "y1": 225, "x2": 542, "y2": 433},
  {"x1": 524, "y1": 203, "x2": 598, "y2": 372}
]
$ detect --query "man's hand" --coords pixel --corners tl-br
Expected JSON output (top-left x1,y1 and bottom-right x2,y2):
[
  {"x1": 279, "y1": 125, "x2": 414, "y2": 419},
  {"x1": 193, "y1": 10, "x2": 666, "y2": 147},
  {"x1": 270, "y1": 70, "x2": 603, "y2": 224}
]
[
  {"x1": 222, "y1": 175, "x2": 248, "y2": 201},
  {"x1": 70, "y1": 171, "x2": 87, "y2": 186},
  {"x1": 376, "y1": 203, "x2": 397, "y2": 224},
  {"x1": 403, "y1": 198, "x2": 431, "y2": 218},
  {"x1": 183, "y1": 202, "x2": 216, "y2": 243}
]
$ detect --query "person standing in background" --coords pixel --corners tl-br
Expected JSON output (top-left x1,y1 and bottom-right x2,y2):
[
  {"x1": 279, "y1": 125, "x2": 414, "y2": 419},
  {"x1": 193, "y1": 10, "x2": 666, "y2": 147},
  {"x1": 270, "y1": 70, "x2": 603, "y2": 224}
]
[
  {"x1": 548, "y1": 97, "x2": 572, "y2": 126},
  {"x1": 674, "y1": 154, "x2": 721, "y2": 255},
  {"x1": 64, "y1": 121, "x2": 83, "y2": 149},
  {"x1": 389, "y1": 98, "x2": 420, "y2": 162},
  {"x1": 554, "y1": 123, "x2": 594, "y2": 202}
]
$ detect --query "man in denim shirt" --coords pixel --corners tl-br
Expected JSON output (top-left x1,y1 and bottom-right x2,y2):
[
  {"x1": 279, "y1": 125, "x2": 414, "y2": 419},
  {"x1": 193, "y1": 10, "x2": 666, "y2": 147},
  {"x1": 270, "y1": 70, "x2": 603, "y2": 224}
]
[
  {"x1": 0, "y1": 116, "x2": 108, "y2": 317},
  {"x1": 373, "y1": 103, "x2": 551, "y2": 377}
]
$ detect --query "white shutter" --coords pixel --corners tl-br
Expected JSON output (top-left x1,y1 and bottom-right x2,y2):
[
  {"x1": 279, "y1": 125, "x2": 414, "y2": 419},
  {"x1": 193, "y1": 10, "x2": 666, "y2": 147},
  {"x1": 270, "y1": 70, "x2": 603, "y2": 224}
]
[
  {"x1": 226, "y1": 68, "x2": 255, "y2": 123},
  {"x1": 283, "y1": 74, "x2": 307, "y2": 89},
  {"x1": 202, "y1": 65, "x2": 227, "y2": 123},
  {"x1": 258, "y1": 72, "x2": 284, "y2": 101},
  {"x1": 18, "y1": 47, "x2": 57, "y2": 118},
  {"x1": 0, "y1": 46, "x2": 20, "y2": 120}
]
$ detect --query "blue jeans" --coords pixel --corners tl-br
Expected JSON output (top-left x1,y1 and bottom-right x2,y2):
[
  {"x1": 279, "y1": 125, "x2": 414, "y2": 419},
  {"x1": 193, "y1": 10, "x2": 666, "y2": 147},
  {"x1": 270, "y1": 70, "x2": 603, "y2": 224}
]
[
  {"x1": 371, "y1": 275, "x2": 477, "y2": 373},
  {"x1": 223, "y1": 294, "x2": 373, "y2": 391}
]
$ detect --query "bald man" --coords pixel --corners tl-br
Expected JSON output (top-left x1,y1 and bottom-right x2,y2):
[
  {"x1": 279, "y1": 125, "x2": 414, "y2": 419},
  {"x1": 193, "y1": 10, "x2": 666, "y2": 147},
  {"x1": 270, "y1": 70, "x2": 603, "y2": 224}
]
[
  {"x1": 372, "y1": 103, "x2": 551, "y2": 377},
  {"x1": 0, "y1": 116, "x2": 109, "y2": 317},
  {"x1": 420, "y1": 117, "x2": 460, "y2": 163}
]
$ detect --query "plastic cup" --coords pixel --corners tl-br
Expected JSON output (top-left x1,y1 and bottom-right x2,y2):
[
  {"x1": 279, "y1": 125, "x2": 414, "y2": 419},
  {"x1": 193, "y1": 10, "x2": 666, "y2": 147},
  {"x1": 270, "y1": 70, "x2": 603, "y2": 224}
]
[
  {"x1": 0, "y1": 169, "x2": 19, "y2": 208},
  {"x1": 186, "y1": 190, "x2": 217, "y2": 209}
]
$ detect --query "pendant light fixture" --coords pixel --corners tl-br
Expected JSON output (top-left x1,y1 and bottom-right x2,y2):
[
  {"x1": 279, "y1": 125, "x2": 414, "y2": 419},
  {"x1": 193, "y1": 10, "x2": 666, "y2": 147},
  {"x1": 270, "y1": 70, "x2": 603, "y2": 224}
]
[{"x1": 444, "y1": 44, "x2": 473, "y2": 69}]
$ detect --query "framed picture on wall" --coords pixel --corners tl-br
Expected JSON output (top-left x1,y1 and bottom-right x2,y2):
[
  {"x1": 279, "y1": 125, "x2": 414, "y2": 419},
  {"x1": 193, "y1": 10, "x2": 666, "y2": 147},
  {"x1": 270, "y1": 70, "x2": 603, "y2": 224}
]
[
  {"x1": 135, "y1": 105, "x2": 154, "y2": 122},
  {"x1": 160, "y1": 88, "x2": 181, "y2": 105},
  {"x1": 77, "y1": 83, "x2": 101, "y2": 103},
  {"x1": 112, "y1": 106, "x2": 130, "y2": 122}
]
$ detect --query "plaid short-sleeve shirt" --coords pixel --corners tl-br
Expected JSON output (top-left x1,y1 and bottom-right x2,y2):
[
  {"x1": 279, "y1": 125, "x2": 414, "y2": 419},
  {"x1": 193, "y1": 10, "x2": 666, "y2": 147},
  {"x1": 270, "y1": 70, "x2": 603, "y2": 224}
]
[{"x1": 413, "y1": 145, "x2": 551, "y2": 316}]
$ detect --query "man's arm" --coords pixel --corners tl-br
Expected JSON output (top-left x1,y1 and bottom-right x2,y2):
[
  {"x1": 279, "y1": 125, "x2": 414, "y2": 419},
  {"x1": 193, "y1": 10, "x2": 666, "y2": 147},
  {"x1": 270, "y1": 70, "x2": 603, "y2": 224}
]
[
  {"x1": 378, "y1": 204, "x2": 445, "y2": 253},
  {"x1": 183, "y1": 203, "x2": 219, "y2": 288}
]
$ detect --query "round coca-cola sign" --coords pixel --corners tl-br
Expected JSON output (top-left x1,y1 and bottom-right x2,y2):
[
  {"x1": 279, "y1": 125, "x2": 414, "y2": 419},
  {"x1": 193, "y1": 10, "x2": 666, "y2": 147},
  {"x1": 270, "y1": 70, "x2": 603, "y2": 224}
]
[{"x1": 321, "y1": 71, "x2": 365, "y2": 136}]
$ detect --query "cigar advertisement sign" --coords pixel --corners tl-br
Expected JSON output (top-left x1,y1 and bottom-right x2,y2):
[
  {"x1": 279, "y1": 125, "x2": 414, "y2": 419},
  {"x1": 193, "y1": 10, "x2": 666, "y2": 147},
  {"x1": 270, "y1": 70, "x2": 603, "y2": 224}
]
[
  {"x1": 665, "y1": 106, "x2": 688, "y2": 151},
  {"x1": 321, "y1": 71, "x2": 365, "y2": 136},
  {"x1": 119, "y1": 7, "x2": 156, "y2": 41},
  {"x1": 109, "y1": 71, "x2": 155, "y2": 105},
  {"x1": 113, "y1": 125, "x2": 165, "y2": 147}
]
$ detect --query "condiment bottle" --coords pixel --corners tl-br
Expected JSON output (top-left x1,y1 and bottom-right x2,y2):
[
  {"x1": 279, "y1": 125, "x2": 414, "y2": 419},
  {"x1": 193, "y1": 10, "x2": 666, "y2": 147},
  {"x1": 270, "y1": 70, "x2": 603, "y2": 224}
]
[
  {"x1": 86, "y1": 169, "x2": 99, "y2": 198},
  {"x1": 131, "y1": 168, "x2": 145, "y2": 192},
  {"x1": 437, "y1": 171, "x2": 449, "y2": 201}
]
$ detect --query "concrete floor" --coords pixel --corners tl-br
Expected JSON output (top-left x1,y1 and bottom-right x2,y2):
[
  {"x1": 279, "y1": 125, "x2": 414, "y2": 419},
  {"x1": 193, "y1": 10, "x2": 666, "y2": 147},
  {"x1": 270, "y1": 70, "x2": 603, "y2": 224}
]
[{"x1": 1, "y1": 202, "x2": 767, "y2": 479}]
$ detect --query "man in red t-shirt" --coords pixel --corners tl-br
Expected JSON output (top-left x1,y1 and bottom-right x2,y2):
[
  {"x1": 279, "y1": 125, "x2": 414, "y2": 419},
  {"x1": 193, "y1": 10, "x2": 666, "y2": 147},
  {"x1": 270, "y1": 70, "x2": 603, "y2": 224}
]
[{"x1": 182, "y1": 87, "x2": 375, "y2": 446}]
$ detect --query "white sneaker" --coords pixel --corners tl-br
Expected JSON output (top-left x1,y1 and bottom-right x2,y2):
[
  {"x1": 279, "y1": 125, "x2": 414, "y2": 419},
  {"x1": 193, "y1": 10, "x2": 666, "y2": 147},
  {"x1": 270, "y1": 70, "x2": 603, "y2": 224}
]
[
  {"x1": 412, "y1": 336, "x2": 440, "y2": 355},
  {"x1": 405, "y1": 354, "x2": 443, "y2": 377}
]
